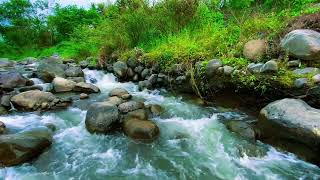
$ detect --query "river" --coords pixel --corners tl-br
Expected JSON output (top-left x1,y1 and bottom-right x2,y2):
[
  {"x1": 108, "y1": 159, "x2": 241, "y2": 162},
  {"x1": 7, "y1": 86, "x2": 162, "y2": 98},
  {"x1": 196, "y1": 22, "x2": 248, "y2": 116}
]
[{"x1": 0, "y1": 69, "x2": 319, "y2": 179}]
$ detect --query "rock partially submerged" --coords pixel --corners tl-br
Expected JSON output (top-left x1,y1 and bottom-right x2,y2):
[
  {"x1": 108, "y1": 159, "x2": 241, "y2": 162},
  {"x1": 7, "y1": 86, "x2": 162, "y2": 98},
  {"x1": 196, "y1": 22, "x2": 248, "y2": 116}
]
[
  {"x1": 123, "y1": 118, "x2": 160, "y2": 142},
  {"x1": 0, "y1": 71, "x2": 29, "y2": 90},
  {"x1": 258, "y1": 98, "x2": 320, "y2": 150},
  {"x1": 0, "y1": 127, "x2": 52, "y2": 167},
  {"x1": 73, "y1": 82, "x2": 100, "y2": 93}
]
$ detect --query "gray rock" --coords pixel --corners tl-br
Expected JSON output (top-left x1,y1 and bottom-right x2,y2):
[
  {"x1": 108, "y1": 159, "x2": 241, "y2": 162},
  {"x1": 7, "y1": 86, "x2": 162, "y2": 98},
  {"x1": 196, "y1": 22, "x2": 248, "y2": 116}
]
[
  {"x1": 281, "y1": 29, "x2": 320, "y2": 61},
  {"x1": 52, "y1": 77, "x2": 76, "y2": 92},
  {"x1": 287, "y1": 60, "x2": 301, "y2": 68},
  {"x1": 0, "y1": 106, "x2": 8, "y2": 115},
  {"x1": 113, "y1": 61, "x2": 128, "y2": 79},
  {"x1": 1, "y1": 93, "x2": 14, "y2": 107},
  {"x1": 294, "y1": 78, "x2": 308, "y2": 88},
  {"x1": 36, "y1": 58, "x2": 66, "y2": 82},
  {"x1": 206, "y1": 59, "x2": 223, "y2": 76},
  {"x1": 247, "y1": 63, "x2": 263, "y2": 73},
  {"x1": 67, "y1": 77, "x2": 85, "y2": 83},
  {"x1": 258, "y1": 98, "x2": 320, "y2": 150},
  {"x1": 0, "y1": 71, "x2": 28, "y2": 89},
  {"x1": 138, "y1": 80, "x2": 152, "y2": 90},
  {"x1": 312, "y1": 74, "x2": 320, "y2": 83},
  {"x1": 0, "y1": 127, "x2": 52, "y2": 166},
  {"x1": 17, "y1": 85, "x2": 43, "y2": 92},
  {"x1": 141, "y1": 69, "x2": 150, "y2": 79},
  {"x1": 11, "y1": 90, "x2": 57, "y2": 110},
  {"x1": 293, "y1": 67, "x2": 320, "y2": 75},
  {"x1": 65, "y1": 66, "x2": 84, "y2": 77},
  {"x1": 118, "y1": 101, "x2": 144, "y2": 113},
  {"x1": 148, "y1": 74, "x2": 158, "y2": 85},
  {"x1": 226, "y1": 121, "x2": 256, "y2": 141},
  {"x1": 106, "y1": 96, "x2": 122, "y2": 106},
  {"x1": 73, "y1": 82, "x2": 100, "y2": 93},
  {"x1": 123, "y1": 119, "x2": 159, "y2": 142},
  {"x1": 127, "y1": 57, "x2": 139, "y2": 68},
  {"x1": 223, "y1": 66, "x2": 234, "y2": 75},
  {"x1": 85, "y1": 102, "x2": 119, "y2": 134},
  {"x1": 260, "y1": 60, "x2": 278, "y2": 73},
  {"x1": 134, "y1": 66, "x2": 144, "y2": 74},
  {"x1": 79, "y1": 61, "x2": 89, "y2": 69}
]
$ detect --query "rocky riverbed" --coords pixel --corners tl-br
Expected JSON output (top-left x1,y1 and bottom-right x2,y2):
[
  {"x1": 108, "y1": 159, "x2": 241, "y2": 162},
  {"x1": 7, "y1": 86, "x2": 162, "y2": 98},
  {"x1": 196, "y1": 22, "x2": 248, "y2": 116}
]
[{"x1": 0, "y1": 53, "x2": 320, "y2": 178}]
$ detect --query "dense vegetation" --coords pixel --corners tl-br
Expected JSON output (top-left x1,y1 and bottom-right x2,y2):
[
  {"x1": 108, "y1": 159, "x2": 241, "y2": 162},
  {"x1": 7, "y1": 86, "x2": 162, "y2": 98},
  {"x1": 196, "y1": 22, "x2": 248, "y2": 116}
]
[{"x1": 0, "y1": 0, "x2": 319, "y2": 69}]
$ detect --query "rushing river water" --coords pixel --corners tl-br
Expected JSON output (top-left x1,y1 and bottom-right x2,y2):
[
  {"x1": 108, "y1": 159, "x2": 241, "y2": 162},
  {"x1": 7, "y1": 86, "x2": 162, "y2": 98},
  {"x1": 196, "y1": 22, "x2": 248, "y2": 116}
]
[{"x1": 0, "y1": 69, "x2": 320, "y2": 180}]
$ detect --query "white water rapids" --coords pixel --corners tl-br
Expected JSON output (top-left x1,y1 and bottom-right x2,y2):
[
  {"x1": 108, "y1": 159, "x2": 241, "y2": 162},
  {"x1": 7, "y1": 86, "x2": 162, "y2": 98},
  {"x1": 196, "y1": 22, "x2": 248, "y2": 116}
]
[{"x1": 0, "y1": 69, "x2": 319, "y2": 179}]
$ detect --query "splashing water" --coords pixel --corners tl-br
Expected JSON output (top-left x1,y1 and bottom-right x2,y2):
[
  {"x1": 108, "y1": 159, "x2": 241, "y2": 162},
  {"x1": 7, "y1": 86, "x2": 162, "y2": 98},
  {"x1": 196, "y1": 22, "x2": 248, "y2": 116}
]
[{"x1": 0, "y1": 70, "x2": 319, "y2": 179}]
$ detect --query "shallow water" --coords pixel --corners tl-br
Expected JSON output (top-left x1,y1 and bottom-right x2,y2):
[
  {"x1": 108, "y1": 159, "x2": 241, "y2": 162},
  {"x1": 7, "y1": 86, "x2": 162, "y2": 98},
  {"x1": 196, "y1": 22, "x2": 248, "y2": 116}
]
[{"x1": 0, "y1": 69, "x2": 319, "y2": 180}]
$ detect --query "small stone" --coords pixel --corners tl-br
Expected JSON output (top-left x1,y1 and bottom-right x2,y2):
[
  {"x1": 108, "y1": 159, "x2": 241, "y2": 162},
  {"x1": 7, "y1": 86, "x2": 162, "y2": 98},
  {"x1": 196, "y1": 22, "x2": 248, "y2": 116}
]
[
  {"x1": 260, "y1": 60, "x2": 278, "y2": 73},
  {"x1": 206, "y1": 59, "x2": 223, "y2": 76},
  {"x1": 247, "y1": 63, "x2": 263, "y2": 73},
  {"x1": 134, "y1": 66, "x2": 144, "y2": 74},
  {"x1": 223, "y1": 66, "x2": 234, "y2": 75},
  {"x1": 0, "y1": 121, "x2": 6, "y2": 134},
  {"x1": 294, "y1": 78, "x2": 308, "y2": 88},
  {"x1": 293, "y1": 67, "x2": 320, "y2": 75},
  {"x1": 141, "y1": 69, "x2": 150, "y2": 79},
  {"x1": 287, "y1": 60, "x2": 301, "y2": 68},
  {"x1": 148, "y1": 74, "x2": 158, "y2": 85},
  {"x1": 312, "y1": 74, "x2": 320, "y2": 83},
  {"x1": 80, "y1": 93, "x2": 89, "y2": 99}
]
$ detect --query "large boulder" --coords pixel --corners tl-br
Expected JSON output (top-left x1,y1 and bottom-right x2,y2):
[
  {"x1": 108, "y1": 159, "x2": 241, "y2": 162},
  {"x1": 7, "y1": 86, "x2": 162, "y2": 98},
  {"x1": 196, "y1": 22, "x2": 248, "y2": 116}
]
[
  {"x1": 73, "y1": 82, "x2": 100, "y2": 93},
  {"x1": 0, "y1": 127, "x2": 52, "y2": 166},
  {"x1": 85, "y1": 102, "x2": 119, "y2": 134},
  {"x1": 52, "y1": 77, "x2": 76, "y2": 92},
  {"x1": 258, "y1": 98, "x2": 320, "y2": 150},
  {"x1": 0, "y1": 71, "x2": 28, "y2": 89},
  {"x1": 65, "y1": 66, "x2": 84, "y2": 77},
  {"x1": 0, "y1": 58, "x2": 14, "y2": 68},
  {"x1": 243, "y1": 39, "x2": 268, "y2": 61},
  {"x1": 281, "y1": 29, "x2": 320, "y2": 61},
  {"x1": 113, "y1": 61, "x2": 128, "y2": 79},
  {"x1": 36, "y1": 59, "x2": 66, "y2": 82},
  {"x1": 10, "y1": 90, "x2": 57, "y2": 110},
  {"x1": 123, "y1": 119, "x2": 160, "y2": 142}
]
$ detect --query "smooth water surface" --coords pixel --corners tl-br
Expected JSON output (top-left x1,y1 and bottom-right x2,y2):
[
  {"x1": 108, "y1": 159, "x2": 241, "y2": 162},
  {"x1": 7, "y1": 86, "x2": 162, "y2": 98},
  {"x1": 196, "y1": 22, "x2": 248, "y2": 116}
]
[{"x1": 0, "y1": 69, "x2": 319, "y2": 180}]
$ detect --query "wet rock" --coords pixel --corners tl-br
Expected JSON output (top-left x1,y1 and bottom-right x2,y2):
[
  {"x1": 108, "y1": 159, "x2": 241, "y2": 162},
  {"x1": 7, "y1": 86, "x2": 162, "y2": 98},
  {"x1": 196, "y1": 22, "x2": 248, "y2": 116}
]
[
  {"x1": 206, "y1": 59, "x2": 223, "y2": 76},
  {"x1": 113, "y1": 61, "x2": 128, "y2": 79},
  {"x1": 65, "y1": 66, "x2": 84, "y2": 77},
  {"x1": 0, "y1": 121, "x2": 5, "y2": 134},
  {"x1": 149, "y1": 104, "x2": 164, "y2": 116},
  {"x1": 138, "y1": 80, "x2": 152, "y2": 90},
  {"x1": 226, "y1": 121, "x2": 256, "y2": 141},
  {"x1": 258, "y1": 98, "x2": 320, "y2": 150},
  {"x1": 118, "y1": 101, "x2": 144, "y2": 113},
  {"x1": 123, "y1": 119, "x2": 159, "y2": 142},
  {"x1": 73, "y1": 82, "x2": 100, "y2": 93},
  {"x1": 52, "y1": 77, "x2": 76, "y2": 92},
  {"x1": 313, "y1": 74, "x2": 320, "y2": 83},
  {"x1": 260, "y1": 60, "x2": 278, "y2": 73},
  {"x1": 0, "y1": 127, "x2": 52, "y2": 166},
  {"x1": 293, "y1": 67, "x2": 320, "y2": 75},
  {"x1": 10, "y1": 90, "x2": 57, "y2": 111},
  {"x1": 0, "y1": 71, "x2": 28, "y2": 89},
  {"x1": 247, "y1": 63, "x2": 263, "y2": 73},
  {"x1": 287, "y1": 60, "x2": 301, "y2": 68},
  {"x1": 85, "y1": 102, "x2": 119, "y2": 134},
  {"x1": 36, "y1": 58, "x2": 66, "y2": 82},
  {"x1": 243, "y1": 39, "x2": 267, "y2": 61},
  {"x1": 223, "y1": 66, "x2": 234, "y2": 75},
  {"x1": 109, "y1": 88, "x2": 130, "y2": 98},
  {"x1": 0, "y1": 58, "x2": 14, "y2": 68},
  {"x1": 281, "y1": 29, "x2": 320, "y2": 61},
  {"x1": 294, "y1": 78, "x2": 308, "y2": 88},
  {"x1": 127, "y1": 57, "x2": 139, "y2": 68},
  {"x1": 148, "y1": 74, "x2": 158, "y2": 85},
  {"x1": 0, "y1": 106, "x2": 8, "y2": 115},
  {"x1": 80, "y1": 93, "x2": 89, "y2": 99},
  {"x1": 67, "y1": 77, "x2": 85, "y2": 83},
  {"x1": 141, "y1": 69, "x2": 150, "y2": 79},
  {"x1": 134, "y1": 66, "x2": 144, "y2": 74},
  {"x1": 124, "y1": 109, "x2": 148, "y2": 121},
  {"x1": 79, "y1": 61, "x2": 89, "y2": 69},
  {"x1": 106, "y1": 96, "x2": 122, "y2": 106}
]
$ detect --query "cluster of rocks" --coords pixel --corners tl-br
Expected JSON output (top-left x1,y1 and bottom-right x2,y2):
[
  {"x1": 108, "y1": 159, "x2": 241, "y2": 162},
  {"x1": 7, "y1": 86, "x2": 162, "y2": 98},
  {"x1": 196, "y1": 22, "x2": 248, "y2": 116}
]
[
  {"x1": 85, "y1": 88, "x2": 162, "y2": 142},
  {"x1": 0, "y1": 56, "x2": 100, "y2": 113}
]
